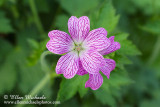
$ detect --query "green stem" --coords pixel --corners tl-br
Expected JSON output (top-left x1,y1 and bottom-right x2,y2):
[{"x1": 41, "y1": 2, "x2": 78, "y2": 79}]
[
  {"x1": 29, "y1": 0, "x2": 44, "y2": 34},
  {"x1": 147, "y1": 36, "x2": 160, "y2": 65},
  {"x1": 16, "y1": 73, "x2": 50, "y2": 107},
  {"x1": 28, "y1": 74, "x2": 50, "y2": 97},
  {"x1": 40, "y1": 51, "x2": 53, "y2": 73},
  {"x1": 11, "y1": 5, "x2": 19, "y2": 19}
]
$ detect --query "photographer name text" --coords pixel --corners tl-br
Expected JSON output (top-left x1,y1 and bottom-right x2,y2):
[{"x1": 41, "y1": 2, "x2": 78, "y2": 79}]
[{"x1": 8, "y1": 95, "x2": 46, "y2": 100}]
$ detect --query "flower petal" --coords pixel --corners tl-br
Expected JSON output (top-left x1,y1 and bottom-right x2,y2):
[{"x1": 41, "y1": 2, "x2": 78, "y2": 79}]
[
  {"x1": 79, "y1": 49, "x2": 105, "y2": 74},
  {"x1": 99, "y1": 36, "x2": 120, "y2": 55},
  {"x1": 100, "y1": 59, "x2": 116, "y2": 79},
  {"x1": 46, "y1": 30, "x2": 74, "y2": 54},
  {"x1": 76, "y1": 60, "x2": 88, "y2": 76},
  {"x1": 85, "y1": 73, "x2": 103, "y2": 90},
  {"x1": 68, "y1": 16, "x2": 90, "y2": 43},
  {"x1": 56, "y1": 51, "x2": 79, "y2": 79},
  {"x1": 83, "y1": 28, "x2": 110, "y2": 51}
]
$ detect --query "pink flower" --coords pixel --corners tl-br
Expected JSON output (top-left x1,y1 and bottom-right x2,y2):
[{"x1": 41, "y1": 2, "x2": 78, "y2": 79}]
[{"x1": 46, "y1": 16, "x2": 120, "y2": 90}]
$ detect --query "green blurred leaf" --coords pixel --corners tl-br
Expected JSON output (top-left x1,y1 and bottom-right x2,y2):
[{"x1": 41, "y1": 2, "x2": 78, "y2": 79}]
[
  {"x1": 0, "y1": 38, "x2": 13, "y2": 61},
  {"x1": 54, "y1": 14, "x2": 69, "y2": 32},
  {"x1": 27, "y1": 38, "x2": 39, "y2": 50},
  {"x1": 23, "y1": 0, "x2": 49, "y2": 13},
  {"x1": 131, "y1": 0, "x2": 160, "y2": 15},
  {"x1": 18, "y1": 61, "x2": 52, "y2": 99},
  {"x1": 0, "y1": 50, "x2": 17, "y2": 95},
  {"x1": 15, "y1": 27, "x2": 53, "y2": 99},
  {"x1": 59, "y1": 0, "x2": 100, "y2": 16},
  {"x1": 94, "y1": 0, "x2": 120, "y2": 33},
  {"x1": 0, "y1": 0, "x2": 5, "y2": 6},
  {"x1": 0, "y1": 11, "x2": 14, "y2": 33},
  {"x1": 57, "y1": 75, "x2": 89, "y2": 102},
  {"x1": 140, "y1": 19, "x2": 160, "y2": 35},
  {"x1": 35, "y1": 0, "x2": 49, "y2": 13},
  {"x1": 140, "y1": 99, "x2": 160, "y2": 107}
]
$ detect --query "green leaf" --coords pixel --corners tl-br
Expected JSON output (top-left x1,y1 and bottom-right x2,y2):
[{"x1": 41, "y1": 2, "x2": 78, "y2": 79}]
[
  {"x1": 78, "y1": 75, "x2": 89, "y2": 98},
  {"x1": 118, "y1": 40, "x2": 141, "y2": 55},
  {"x1": 114, "y1": 33, "x2": 141, "y2": 55},
  {"x1": 93, "y1": 69, "x2": 133, "y2": 106},
  {"x1": 57, "y1": 75, "x2": 89, "y2": 102},
  {"x1": 115, "y1": 54, "x2": 132, "y2": 65},
  {"x1": 0, "y1": 11, "x2": 14, "y2": 33},
  {"x1": 59, "y1": 0, "x2": 100, "y2": 16},
  {"x1": 102, "y1": 69, "x2": 133, "y2": 90},
  {"x1": 114, "y1": 33, "x2": 129, "y2": 41},
  {"x1": 94, "y1": 0, "x2": 120, "y2": 33},
  {"x1": 27, "y1": 39, "x2": 47, "y2": 66},
  {"x1": 94, "y1": 88, "x2": 116, "y2": 107},
  {"x1": 108, "y1": 71, "x2": 133, "y2": 88}
]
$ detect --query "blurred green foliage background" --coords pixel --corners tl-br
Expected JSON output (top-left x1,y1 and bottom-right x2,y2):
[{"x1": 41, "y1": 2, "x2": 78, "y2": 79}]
[{"x1": 0, "y1": 0, "x2": 160, "y2": 107}]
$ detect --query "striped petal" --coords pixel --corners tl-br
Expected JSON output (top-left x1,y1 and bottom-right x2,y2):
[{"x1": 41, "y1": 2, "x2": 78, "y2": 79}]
[
  {"x1": 76, "y1": 60, "x2": 88, "y2": 76},
  {"x1": 68, "y1": 16, "x2": 90, "y2": 43},
  {"x1": 99, "y1": 36, "x2": 120, "y2": 55},
  {"x1": 79, "y1": 49, "x2": 105, "y2": 74},
  {"x1": 46, "y1": 30, "x2": 74, "y2": 54},
  {"x1": 85, "y1": 73, "x2": 103, "y2": 90},
  {"x1": 83, "y1": 28, "x2": 110, "y2": 51},
  {"x1": 100, "y1": 59, "x2": 116, "y2": 79},
  {"x1": 56, "y1": 51, "x2": 79, "y2": 79}
]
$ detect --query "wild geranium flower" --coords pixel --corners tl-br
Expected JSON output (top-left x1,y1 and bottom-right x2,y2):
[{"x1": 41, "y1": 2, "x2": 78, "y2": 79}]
[{"x1": 46, "y1": 16, "x2": 120, "y2": 90}]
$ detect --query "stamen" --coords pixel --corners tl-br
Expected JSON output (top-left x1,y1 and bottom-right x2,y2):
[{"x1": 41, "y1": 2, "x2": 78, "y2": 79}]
[{"x1": 75, "y1": 44, "x2": 82, "y2": 52}]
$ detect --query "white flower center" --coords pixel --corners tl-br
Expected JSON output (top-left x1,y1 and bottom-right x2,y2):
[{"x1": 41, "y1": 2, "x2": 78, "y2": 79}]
[{"x1": 74, "y1": 44, "x2": 83, "y2": 52}]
